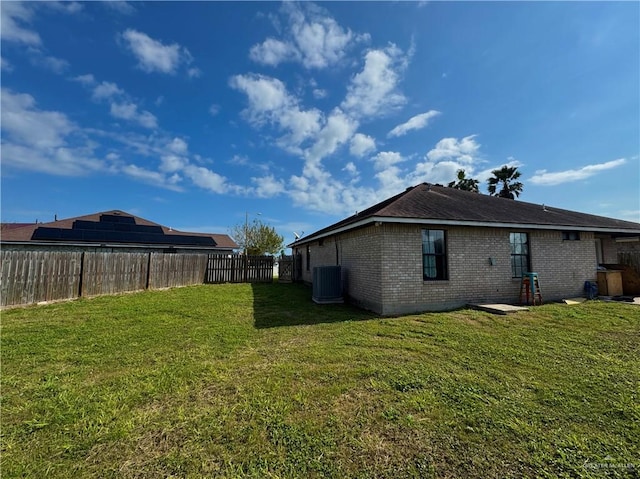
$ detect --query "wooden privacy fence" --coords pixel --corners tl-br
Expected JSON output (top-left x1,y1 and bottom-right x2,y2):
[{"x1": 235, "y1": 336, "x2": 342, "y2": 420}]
[
  {"x1": 205, "y1": 254, "x2": 274, "y2": 283},
  {"x1": 1, "y1": 251, "x2": 273, "y2": 307},
  {"x1": 0, "y1": 251, "x2": 82, "y2": 307}
]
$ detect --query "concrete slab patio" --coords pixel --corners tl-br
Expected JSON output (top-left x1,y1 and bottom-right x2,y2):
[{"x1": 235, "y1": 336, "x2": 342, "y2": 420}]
[{"x1": 468, "y1": 303, "x2": 530, "y2": 315}]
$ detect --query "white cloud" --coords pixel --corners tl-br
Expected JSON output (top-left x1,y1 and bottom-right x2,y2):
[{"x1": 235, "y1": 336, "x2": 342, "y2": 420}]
[
  {"x1": 250, "y1": 38, "x2": 298, "y2": 66},
  {"x1": 110, "y1": 102, "x2": 158, "y2": 129},
  {"x1": 167, "y1": 137, "x2": 188, "y2": 155},
  {"x1": 230, "y1": 74, "x2": 289, "y2": 118},
  {"x1": 305, "y1": 108, "x2": 358, "y2": 173},
  {"x1": 1, "y1": 57, "x2": 13, "y2": 71},
  {"x1": 388, "y1": 110, "x2": 440, "y2": 137},
  {"x1": 343, "y1": 162, "x2": 358, "y2": 175},
  {"x1": 1, "y1": 2, "x2": 82, "y2": 46},
  {"x1": 0, "y1": 2, "x2": 41, "y2": 46},
  {"x1": 1, "y1": 143, "x2": 103, "y2": 177},
  {"x1": 187, "y1": 67, "x2": 201, "y2": 78},
  {"x1": 28, "y1": 51, "x2": 69, "y2": 74},
  {"x1": 184, "y1": 165, "x2": 228, "y2": 193},
  {"x1": 349, "y1": 133, "x2": 376, "y2": 157},
  {"x1": 312, "y1": 88, "x2": 327, "y2": 99},
  {"x1": 410, "y1": 160, "x2": 462, "y2": 185},
  {"x1": 341, "y1": 44, "x2": 408, "y2": 119},
  {"x1": 375, "y1": 164, "x2": 407, "y2": 192},
  {"x1": 371, "y1": 151, "x2": 405, "y2": 171},
  {"x1": 209, "y1": 104, "x2": 220, "y2": 116},
  {"x1": 286, "y1": 2, "x2": 358, "y2": 69},
  {"x1": 249, "y1": 2, "x2": 366, "y2": 69},
  {"x1": 401, "y1": 135, "x2": 486, "y2": 186},
  {"x1": 103, "y1": 1, "x2": 136, "y2": 15},
  {"x1": 92, "y1": 81, "x2": 124, "y2": 100},
  {"x1": 278, "y1": 108, "x2": 324, "y2": 152},
  {"x1": 43, "y1": 2, "x2": 84, "y2": 14},
  {"x1": 1, "y1": 88, "x2": 74, "y2": 148},
  {"x1": 529, "y1": 159, "x2": 627, "y2": 186},
  {"x1": 122, "y1": 164, "x2": 182, "y2": 191},
  {"x1": 309, "y1": 78, "x2": 327, "y2": 99},
  {"x1": 74, "y1": 74, "x2": 96, "y2": 85},
  {"x1": 0, "y1": 88, "x2": 104, "y2": 176},
  {"x1": 251, "y1": 174, "x2": 285, "y2": 198},
  {"x1": 75, "y1": 75, "x2": 158, "y2": 130},
  {"x1": 426, "y1": 135, "x2": 480, "y2": 164},
  {"x1": 288, "y1": 175, "x2": 365, "y2": 215},
  {"x1": 1, "y1": 89, "x2": 243, "y2": 196},
  {"x1": 230, "y1": 73, "x2": 323, "y2": 152},
  {"x1": 159, "y1": 155, "x2": 187, "y2": 173},
  {"x1": 120, "y1": 29, "x2": 193, "y2": 75},
  {"x1": 228, "y1": 154, "x2": 249, "y2": 166}
]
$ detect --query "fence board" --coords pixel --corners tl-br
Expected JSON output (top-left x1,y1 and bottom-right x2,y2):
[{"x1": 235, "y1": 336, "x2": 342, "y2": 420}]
[
  {"x1": 81, "y1": 252, "x2": 148, "y2": 297},
  {"x1": 0, "y1": 251, "x2": 82, "y2": 307},
  {"x1": 206, "y1": 254, "x2": 240, "y2": 283},
  {"x1": 149, "y1": 253, "x2": 208, "y2": 289},
  {"x1": 205, "y1": 254, "x2": 273, "y2": 283}
]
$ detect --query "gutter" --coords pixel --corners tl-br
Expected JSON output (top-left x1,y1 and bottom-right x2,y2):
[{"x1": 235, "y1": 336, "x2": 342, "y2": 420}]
[{"x1": 288, "y1": 216, "x2": 640, "y2": 247}]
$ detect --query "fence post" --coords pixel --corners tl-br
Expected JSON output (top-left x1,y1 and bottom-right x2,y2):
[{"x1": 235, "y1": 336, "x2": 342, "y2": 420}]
[
  {"x1": 244, "y1": 253, "x2": 248, "y2": 282},
  {"x1": 78, "y1": 251, "x2": 85, "y2": 298},
  {"x1": 145, "y1": 252, "x2": 152, "y2": 290}
]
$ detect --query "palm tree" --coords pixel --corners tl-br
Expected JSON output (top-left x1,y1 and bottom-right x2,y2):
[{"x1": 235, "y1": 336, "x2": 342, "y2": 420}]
[
  {"x1": 487, "y1": 166, "x2": 523, "y2": 199},
  {"x1": 447, "y1": 169, "x2": 479, "y2": 192}
]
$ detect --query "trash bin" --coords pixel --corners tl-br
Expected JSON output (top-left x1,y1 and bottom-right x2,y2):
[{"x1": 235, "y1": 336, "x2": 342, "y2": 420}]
[{"x1": 584, "y1": 281, "x2": 598, "y2": 299}]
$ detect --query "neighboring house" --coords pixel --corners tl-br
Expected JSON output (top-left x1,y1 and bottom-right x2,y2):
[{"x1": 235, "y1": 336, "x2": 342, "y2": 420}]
[
  {"x1": 289, "y1": 183, "x2": 640, "y2": 315},
  {"x1": 1, "y1": 210, "x2": 238, "y2": 254}
]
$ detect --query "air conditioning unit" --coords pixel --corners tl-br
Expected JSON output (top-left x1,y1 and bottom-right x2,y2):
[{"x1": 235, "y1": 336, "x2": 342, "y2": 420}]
[{"x1": 312, "y1": 266, "x2": 343, "y2": 304}]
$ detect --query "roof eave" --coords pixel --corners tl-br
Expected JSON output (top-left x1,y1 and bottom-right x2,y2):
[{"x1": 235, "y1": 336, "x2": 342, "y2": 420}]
[
  {"x1": 288, "y1": 216, "x2": 640, "y2": 247},
  {"x1": 0, "y1": 240, "x2": 235, "y2": 250}
]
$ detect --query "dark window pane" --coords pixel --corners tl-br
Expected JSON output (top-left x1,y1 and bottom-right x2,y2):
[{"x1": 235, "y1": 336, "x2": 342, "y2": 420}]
[
  {"x1": 422, "y1": 229, "x2": 447, "y2": 281},
  {"x1": 423, "y1": 255, "x2": 436, "y2": 279},
  {"x1": 510, "y1": 232, "x2": 530, "y2": 278},
  {"x1": 434, "y1": 236, "x2": 444, "y2": 254}
]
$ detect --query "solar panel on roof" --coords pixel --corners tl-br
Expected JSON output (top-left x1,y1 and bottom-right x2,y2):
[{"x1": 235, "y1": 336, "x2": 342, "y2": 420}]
[
  {"x1": 73, "y1": 220, "x2": 99, "y2": 230},
  {"x1": 29, "y1": 220, "x2": 222, "y2": 248},
  {"x1": 100, "y1": 214, "x2": 136, "y2": 224}
]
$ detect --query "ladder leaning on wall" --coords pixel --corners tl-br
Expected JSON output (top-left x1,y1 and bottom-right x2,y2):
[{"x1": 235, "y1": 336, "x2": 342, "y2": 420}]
[{"x1": 519, "y1": 272, "x2": 543, "y2": 306}]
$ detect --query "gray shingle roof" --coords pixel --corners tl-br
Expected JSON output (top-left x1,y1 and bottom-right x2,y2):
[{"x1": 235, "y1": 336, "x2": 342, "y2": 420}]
[{"x1": 291, "y1": 183, "x2": 640, "y2": 246}]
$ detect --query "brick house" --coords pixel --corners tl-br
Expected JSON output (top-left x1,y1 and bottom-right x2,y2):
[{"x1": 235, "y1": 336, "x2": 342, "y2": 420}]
[
  {"x1": 1, "y1": 210, "x2": 238, "y2": 254},
  {"x1": 289, "y1": 183, "x2": 640, "y2": 315}
]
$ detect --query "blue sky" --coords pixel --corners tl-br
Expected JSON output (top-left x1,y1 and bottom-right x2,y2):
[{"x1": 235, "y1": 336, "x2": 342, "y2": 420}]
[{"x1": 1, "y1": 1, "x2": 639, "y2": 247}]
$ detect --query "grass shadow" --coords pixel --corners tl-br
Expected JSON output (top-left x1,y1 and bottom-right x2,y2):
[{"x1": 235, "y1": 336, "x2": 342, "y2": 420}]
[{"x1": 251, "y1": 281, "x2": 378, "y2": 329}]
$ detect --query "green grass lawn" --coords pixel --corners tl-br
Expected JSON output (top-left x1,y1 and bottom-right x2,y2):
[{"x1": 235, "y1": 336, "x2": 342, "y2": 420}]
[{"x1": 2, "y1": 283, "x2": 639, "y2": 478}]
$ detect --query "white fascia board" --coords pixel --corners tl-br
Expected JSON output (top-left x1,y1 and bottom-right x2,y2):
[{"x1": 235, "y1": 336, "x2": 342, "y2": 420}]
[{"x1": 289, "y1": 216, "x2": 640, "y2": 247}]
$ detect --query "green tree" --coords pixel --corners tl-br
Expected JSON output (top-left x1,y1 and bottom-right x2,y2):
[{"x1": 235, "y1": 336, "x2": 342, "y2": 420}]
[
  {"x1": 447, "y1": 169, "x2": 479, "y2": 192},
  {"x1": 230, "y1": 219, "x2": 284, "y2": 256},
  {"x1": 487, "y1": 165, "x2": 523, "y2": 199}
]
